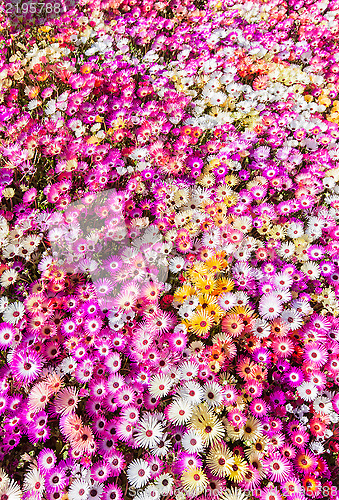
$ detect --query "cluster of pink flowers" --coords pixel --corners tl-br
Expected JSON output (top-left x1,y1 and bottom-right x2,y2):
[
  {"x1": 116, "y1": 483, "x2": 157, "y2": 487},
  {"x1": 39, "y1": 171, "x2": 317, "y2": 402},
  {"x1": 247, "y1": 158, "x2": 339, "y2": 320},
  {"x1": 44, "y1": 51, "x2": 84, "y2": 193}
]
[{"x1": 1, "y1": 0, "x2": 339, "y2": 499}]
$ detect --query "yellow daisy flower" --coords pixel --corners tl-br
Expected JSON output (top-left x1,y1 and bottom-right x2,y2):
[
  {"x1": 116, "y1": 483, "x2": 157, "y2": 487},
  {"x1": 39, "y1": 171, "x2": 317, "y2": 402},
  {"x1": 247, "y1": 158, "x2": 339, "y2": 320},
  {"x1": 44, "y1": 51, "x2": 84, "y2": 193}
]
[
  {"x1": 198, "y1": 294, "x2": 218, "y2": 308},
  {"x1": 224, "y1": 422, "x2": 245, "y2": 442},
  {"x1": 242, "y1": 417, "x2": 263, "y2": 444},
  {"x1": 206, "y1": 303, "x2": 226, "y2": 321},
  {"x1": 181, "y1": 466, "x2": 208, "y2": 497},
  {"x1": 269, "y1": 224, "x2": 286, "y2": 240},
  {"x1": 187, "y1": 263, "x2": 209, "y2": 279},
  {"x1": 206, "y1": 442, "x2": 234, "y2": 477},
  {"x1": 188, "y1": 310, "x2": 214, "y2": 337},
  {"x1": 205, "y1": 255, "x2": 226, "y2": 272},
  {"x1": 224, "y1": 193, "x2": 239, "y2": 207},
  {"x1": 190, "y1": 404, "x2": 225, "y2": 446},
  {"x1": 213, "y1": 278, "x2": 234, "y2": 295},
  {"x1": 173, "y1": 284, "x2": 195, "y2": 304},
  {"x1": 193, "y1": 275, "x2": 216, "y2": 294},
  {"x1": 224, "y1": 455, "x2": 249, "y2": 482}
]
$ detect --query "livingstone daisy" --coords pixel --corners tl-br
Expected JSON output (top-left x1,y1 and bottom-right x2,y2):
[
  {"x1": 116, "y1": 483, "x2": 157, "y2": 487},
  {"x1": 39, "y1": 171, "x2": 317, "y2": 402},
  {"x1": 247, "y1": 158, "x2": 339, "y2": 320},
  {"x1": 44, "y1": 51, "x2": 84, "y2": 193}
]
[
  {"x1": 182, "y1": 428, "x2": 205, "y2": 453},
  {"x1": 0, "y1": 479, "x2": 22, "y2": 500},
  {"x1": 188, "y1": 310, "x2": 213, "y2": 337},
  {"x1": 263, "y1": 453, "x2": 292, "y2": 483},
  {"x1": 54, "y1": 387, "x2": 79, "y2": 416},
  {"x1": 258, "y1": 294, "x2": 284, "y2": 320},
  {"x1": 126, "y1": 459, "x2": 152, "y2": 489},
  {"x1": 165, "y1": 398, "x2": 193, "y2": 424},
  {"x1": 2, "y1": 301, "x2": 25, "y2": 324},
  {"x1": 189, "y1": 404, "x2": 225, "y2": 446},
  {"x1": 149, "y1": 374, "x2": 173, "y2": 398},
  {"x1": 133, "y1": 414, "x2": 164, "y2": 449},
  {"x1": 220, "y1": 486, "x2": 250, "y2": 500},
  {"x1": 242, "y1": 417, "x2": 263, "y2": 444},
  {"x1": 68, "y1": 478, "x2": 90, "y2": 500},
  {"x1": 0, "y1": 323, "x2": 15, "y2": 349},
  {"x1": 28, "y1": 382, "x2": 51, "y2": 413},
  {"x1": 206, "y1": 441, "x2": 234, "y2": 477},
  {"x1": 224, "y1": 455, "x2": 249, "y2": 483},
  {"x1": 297, "y1": 382, "x2": 318, "y2": 402},
  {"x1": 180, "y1": 466, "x2": 208, "y2": 497},
  {"x1": 9, "y1": 349, "x2": 44, "y2": 384},
  {"x1": 203, "y1": 381, "x2": 225, "y2": 408}
]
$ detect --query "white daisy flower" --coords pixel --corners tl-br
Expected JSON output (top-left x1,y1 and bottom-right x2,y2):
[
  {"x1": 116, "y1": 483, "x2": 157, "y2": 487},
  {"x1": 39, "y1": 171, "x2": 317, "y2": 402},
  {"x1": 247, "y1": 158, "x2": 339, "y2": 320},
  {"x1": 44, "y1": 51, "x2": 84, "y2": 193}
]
[
  {"x1": 234, "y1": 291, "x2": 250, "y2": 307},
  {"x1": 166, "y1": 398, "x2": 194, "y2": 425},
  {"x1": 274, "y1": 288, "x2": 293, "y2": 304},
  {"x1": 218, "y1": 292, "x2": 237, "y2": 311},
  {"x1": 2, "y1": 301, "x2": 25, "y2": 325},
  {"x1": 0, "y1": 269, "x2": 18, "y2": 288},
  {"x1": 142, "y1": 484, "x2": 160, "y2": 499},
  {"x1": 150, "y1": 433, "x2": 172, "y2": 457},
  {"x1": 0, "y1": 468, "x2": 10, "y2": 491},
  {"x1": 126, "y1": 459, "x2": 151, "y2": 489},
  {"x1": 0, "y1": 479, "x2": 22, "y2": 500},
  {"x1": 278, "y1": 242, "x2": 295, "y2": 259},
  {"x1": 280, "y1": 309, "x2": 303, "y2": 330},
  {"x1": 154, "y1": 473, "x2": 174, "y2": 495},
  {"x1": 252, "y1": 319, "x2": 271, "y2": 339},
  {"x1": 286, "y1": 222, "x2": 304, "y2": 238},
  {"x1": 2, "y1": 244, "x2": 19, "y2": 260},
  {"x1": 134, "y1": 414, "x2": 164, "y2": 449},
  {"x1": 134, "y1": 486, "x2": 160, "y2": 500},
  {"x1": 23, "y1": 467, "x2": 45, "y2": 495},
  {"x1": 178, "y1": 360, "x2": 199, "y2": 381},
  {"x1": 258, "y1": 293, "x2": 283, "y2": 320},
  {"x1": 59, "y1": 356, "x2": 78, "y2": 374},
  {"x1": 209, "y1": 91, "x2": 226, "y2": 106},
  {"x1": 203, "y1": 381, "x2": 225, "y2": 408},
  {"x1": 0, "y1": 297, "x2": 9, "y2": 313},
  {"x1": 273, "y1": 272, "x2": 293, "y2": 288},
  {"x1": 297, "y1": 382, "x2": 318, "y2": 402},
  {"x1": 233, "y1": 246, "x2": 251, "y2": 261},
  {"x1": 178, "y1": 305, "x2": 195, "y2": 320},
  {"x1": 309, "y1": 441, "x2": 325, "y2": 455},
  {"x1": 149, "y1": 374, "x2": 173, "y2": 398},
  {"x1": 301, "y1": 262, "x2": 320, "y2": 279},
  {"x1": 291, "y1": 299, "x2": 313, "y2": 316},
  {"x1": 87, "y1": 482, "x2": 104, "y2": 500},
  {"x1": 68, "y1": 478, "x2": 90, "y2": 500},
  {"x1": 312, "y1": 396, "x2": 333, "y2": 415},
  {"x1": 176, "y1": 381, "x2": 204, "y2": 406},
  {"x1": 182, "y1": 429, "x2": 205, "y2": 453}
]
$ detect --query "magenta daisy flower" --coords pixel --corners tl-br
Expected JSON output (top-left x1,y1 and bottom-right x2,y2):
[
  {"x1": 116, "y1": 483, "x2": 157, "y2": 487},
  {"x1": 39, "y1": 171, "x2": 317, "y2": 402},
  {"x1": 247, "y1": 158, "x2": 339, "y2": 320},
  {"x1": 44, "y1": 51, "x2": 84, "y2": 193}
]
[
  {"x1": 114, "y1": 385, "x2": 136, "y2": 407},
  {"x1": 45, "y1": 468, "x2": 67, "y2": 493},
  {"x1": 291, "y1": 429, "x2": 310, "y2": 448},
  {"x1": 0, "y1": 323, "x2": 15, "y2": 350},
  {"x1": 263, "y1": 452, "x2": 292, "y2": 483},
  {"x1": 249, "y1": 398, "x2": 268, "y2": 417},
  {"x1": 103, "y1": 483, "x2": 123, "y2": 500},
  {"x1": 10, "y1": 349, "x2": 44, "y2": 384},
  {"x1": 107, "y1": 451, "x2": 126, "y2": 477},
  {"x1": 37, "y1": 448, "x2": 57, "y2": 473},
  {"x1": 303, "y1": 342, "x2": 328, "y2": 367},
  {"x1": 284, "y1": 368, "x2": 304, "y2": 388}
]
